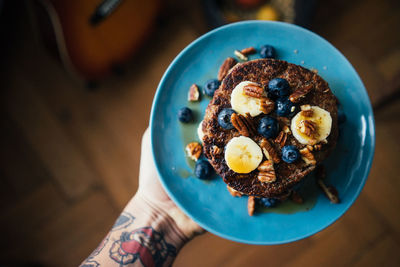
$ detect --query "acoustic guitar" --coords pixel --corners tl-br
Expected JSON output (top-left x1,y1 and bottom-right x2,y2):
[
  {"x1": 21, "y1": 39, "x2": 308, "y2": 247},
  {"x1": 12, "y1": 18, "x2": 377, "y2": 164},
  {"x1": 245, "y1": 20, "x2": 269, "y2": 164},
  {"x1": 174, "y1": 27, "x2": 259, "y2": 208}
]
[{"x1": 31, "y1": 0, "x2": 159, "y2": 81}]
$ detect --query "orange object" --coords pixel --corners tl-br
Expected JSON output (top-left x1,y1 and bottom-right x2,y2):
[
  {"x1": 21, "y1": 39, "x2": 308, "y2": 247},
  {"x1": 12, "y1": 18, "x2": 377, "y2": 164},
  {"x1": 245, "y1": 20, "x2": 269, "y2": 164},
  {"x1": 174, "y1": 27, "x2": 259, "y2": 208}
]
[{"x1": 32, "y1": 0, "x2": 159, "y2": 81}]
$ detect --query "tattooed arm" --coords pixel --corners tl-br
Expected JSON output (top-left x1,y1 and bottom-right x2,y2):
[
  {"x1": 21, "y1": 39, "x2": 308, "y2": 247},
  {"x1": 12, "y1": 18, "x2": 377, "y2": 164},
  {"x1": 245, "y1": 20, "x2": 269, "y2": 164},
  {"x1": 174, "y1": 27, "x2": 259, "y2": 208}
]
[{"x1": 81, "y1": 129, "x2": 203, "y2": 267}]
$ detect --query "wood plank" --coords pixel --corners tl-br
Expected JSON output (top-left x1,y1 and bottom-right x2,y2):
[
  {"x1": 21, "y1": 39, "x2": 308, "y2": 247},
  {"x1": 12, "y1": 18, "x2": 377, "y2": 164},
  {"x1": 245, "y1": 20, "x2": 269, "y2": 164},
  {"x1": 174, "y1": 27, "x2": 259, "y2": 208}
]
[
  {"x1": 35, "y1": 190, "x2": 117, "y2": 266},
  {"x1": 23, "y1": 22, "x2": 199, "y2": 208},
  {"x1": 218, "y1": 238, "x2": 312, "y2": 267},
  {"x1": 377, "y1": 48, "x2": 400, "y2": 81},
  {"x1": 362, "y1": 101, "x2": 400, "y2": 238},
  {"x1": 0, "y1": 112, "x2": 48, "y2": 200},
  {"x1": 1, "y1": 72, "x2": 96, "y2": 200},
  {"x1": 282, "y1": 195, "x2": 386, "y2": 267},
  {"x1": 337, "y1": 43, "x2": 387, "y2": 105},
  {"x1": 352, "y1": 235, "x2": 400, "y2": 267},
  {"x1": 0, "y1": 182, "x2": 67, "y2": 260},
  {"x1": 0, "y1": 190, "x2": 117, "y2": 266},
  {"x1": 175, "y1": 233, "x2": 245, "y2": 267}
]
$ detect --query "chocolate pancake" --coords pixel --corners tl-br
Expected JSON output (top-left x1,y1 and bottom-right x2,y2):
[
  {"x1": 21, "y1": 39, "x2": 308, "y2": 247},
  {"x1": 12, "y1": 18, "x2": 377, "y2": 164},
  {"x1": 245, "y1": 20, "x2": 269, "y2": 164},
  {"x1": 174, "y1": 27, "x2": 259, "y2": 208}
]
[{"x1": 202, "y1": 59, "x2": 338, "y2": 198}]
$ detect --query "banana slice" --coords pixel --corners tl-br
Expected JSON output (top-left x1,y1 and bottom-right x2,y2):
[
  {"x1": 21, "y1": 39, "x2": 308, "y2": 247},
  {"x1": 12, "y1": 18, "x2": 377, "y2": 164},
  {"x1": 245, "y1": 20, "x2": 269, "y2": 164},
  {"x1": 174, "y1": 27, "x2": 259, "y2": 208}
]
[
  {"x1": 225, "y1": 136, "x2": 263, "y2": 174},
  {"x1": 197, "y1": 120, "x2": 204, "y2": 143},
  {"x1": 231, "y1": 81, "x2": 266, "y2": 117},
  {"x1": 291, "y1": 106, "x2": 332, "y2": 145}
]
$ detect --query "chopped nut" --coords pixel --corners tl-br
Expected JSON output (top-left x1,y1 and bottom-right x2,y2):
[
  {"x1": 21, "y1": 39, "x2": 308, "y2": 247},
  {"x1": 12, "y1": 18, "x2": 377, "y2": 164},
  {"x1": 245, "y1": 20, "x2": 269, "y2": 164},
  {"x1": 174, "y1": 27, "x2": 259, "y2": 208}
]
[
  {"x1": 280, "y1": 117, "x2": 290, "y2": 126},
  {"x1": 257, "y1": 160, "x2": 276, "y2": 183},
  {"x1": 289, "y1": 84, "x2": 313, "y2": 103},
  {"x1": 244, "y1": 113, "x2": 257, "y2": 135},
  {"x1": 231, "y1": 113, "x2": 249, "y2": 137},
  {"x1": 243, "y1": 84, "x2": 264, "y2": 98},
  {"x1": 283, "y1": 125, "x2": 291, "y2": 134},
  {"x1": 234, "y1": 50, "x2": 248, "y2": 61},
  {"x1": 274, "y1": 131, "x2": 288, "y2": 148},
  {"x1": 240, "y1": 47, "x2": 256, "y2": 55},
  {"x1": 248, "y1": 196, "x2": 255, "y2": 216},
  {"x1": 259, "y1": 138, "x2": 280, "y2": 163},
  {"x1": 218, "y1": 57, "x2": 237, "y2": 81},
  {"x1": 260, "y1": 97, "x2": 275, "y2": 114},
  {"x1": 313, "y1": 143, "x2": 323, "y2": 151},
  {"x1": 299, "y1": 120, "x2": 318, "y2": 138},
  {"x1": 185, "y1": 142, "x2": 202, "y2": 161},
  {"x1": 231, "y1": 113, "x2": 256, "y2": 137},
  {"x1": 317, "y1": 179, "x2": 340, "y2": 203},
  {"x1": 188, "y1": 84, "x2": 200, "y2": 101},
  {"x1": 301, "y1": 109, "x2": 314, "y2": 117},
  {"x1": 212, "y1": 145, "x2": 222, "y2": 155},
  {"x1": 291, "y1": 191, "x2": 303, "y2": 204},
  {"x1": 227, "y1": 185, "x2": 243, "y2": 197},
  {"x1": 299, "y1": 147, "x2": 316, "y2": 165}
]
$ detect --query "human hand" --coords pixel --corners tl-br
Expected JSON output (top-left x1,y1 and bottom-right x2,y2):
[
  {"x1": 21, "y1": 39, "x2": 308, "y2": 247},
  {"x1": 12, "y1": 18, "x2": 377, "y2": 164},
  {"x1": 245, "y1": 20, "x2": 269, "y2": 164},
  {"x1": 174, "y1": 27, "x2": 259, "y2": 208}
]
[{"x1": 136, "y1": 128, "x2": 204, "y2": 240}]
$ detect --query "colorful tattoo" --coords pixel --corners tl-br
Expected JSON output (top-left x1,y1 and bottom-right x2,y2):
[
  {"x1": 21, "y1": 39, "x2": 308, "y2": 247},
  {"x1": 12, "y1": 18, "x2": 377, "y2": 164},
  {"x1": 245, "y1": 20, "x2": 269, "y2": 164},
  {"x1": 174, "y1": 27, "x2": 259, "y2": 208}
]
[
  {"x1": 81, "y1": 259, "x2": 99, "y2": 267},
  {"x1": 112, "y1": 212, "x2": 136, "y2": 231},
  {"x1": 109, "y1": 227, "x2": 177, "y2": 266}
]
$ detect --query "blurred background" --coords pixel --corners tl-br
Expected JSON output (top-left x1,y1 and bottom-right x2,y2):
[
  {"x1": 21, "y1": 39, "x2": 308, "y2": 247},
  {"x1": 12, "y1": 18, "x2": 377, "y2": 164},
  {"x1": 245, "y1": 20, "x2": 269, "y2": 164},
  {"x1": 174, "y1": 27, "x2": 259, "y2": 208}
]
[{"x1": 0, "y1": 0, "x2": 399, "y2": 266}]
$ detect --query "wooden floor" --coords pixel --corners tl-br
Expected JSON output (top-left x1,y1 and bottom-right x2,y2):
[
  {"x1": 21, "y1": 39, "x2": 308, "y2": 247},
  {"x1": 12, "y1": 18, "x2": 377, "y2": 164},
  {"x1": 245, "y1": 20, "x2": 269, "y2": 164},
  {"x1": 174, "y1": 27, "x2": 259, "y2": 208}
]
[{"x1": 1, "y1": 0, "x2": 399, "y2": 266}]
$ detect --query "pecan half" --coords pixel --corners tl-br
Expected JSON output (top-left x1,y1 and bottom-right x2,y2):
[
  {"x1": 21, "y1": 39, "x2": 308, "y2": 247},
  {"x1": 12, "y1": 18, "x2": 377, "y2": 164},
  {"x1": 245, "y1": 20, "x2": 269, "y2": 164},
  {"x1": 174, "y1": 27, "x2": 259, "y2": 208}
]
[
  {"x1": 283, "y1": 125, "x2": 291, "y2": 134},
  {"x1": 218, "y1": 57, "x2": 237, "y2": 81},
  {"x1": 244, "y1": 113, "x2": 257, "y2": 135},
  {"x1": 185, "y1": 142, "x2": 202, "y2": 161},
  {"x1": 243, "y1": 84, "x2": 264, "y2": 98},
  {"x1": 289, "y1": 84, "x2": 313, "y2": 103},
  {"x1": 299, "y1": 120, "x2": 318, "y2": 138},
  {"x1": 307, "y1": 143, "x2": 323, "y2": 151},
  {"x1": 274, "y1": 130, "x2": 288, "y2": 148},
  {"x1": 299, "y1": 147, "x2": 316, "y2": 165},
  {"x1": 257, "y1": 160, "x2": 276, "y2": 183},
  {"x1": 317, "y1": 178, "x2": 340, "y2": 204},
  {"x1": 240, "y1": 47, "x2": 256, "y2": 55},
  {"x1": 313, "y1": 143, "x2": 323, "y2": 151},
  {"x1": 231, "y1": 113, "x2": 249, "y2": 137},
  {"x1": 188, "y1": 84, "x2": 200, "y2": 101},
  {"x1": 259, "y1": 138, "x2": 280, "y2": 163},
  {"x1": 212, "y1": 145, "x2": 222, "y2": 155},
  {"x1": 231, "y1": 113, "x2": 256, "y2": 137},
  {"x1": 260, "y1": 97, "x2": 275, "y2": 114},
  {"x1": 248, "y1": 196, "x2": 255, "y2": 216},
  {"x1": 316, "y1": 165, "x2": 339, "y2": 202},
  {"x1": 234, "y1": 50, "x2": 248, "y2": 61},
  {"x1": 301, "y1": 109, "x2": 314, "y2": 117},
  {"x1": 227, "y1": 185, "x2": 243, "y2": 197}
]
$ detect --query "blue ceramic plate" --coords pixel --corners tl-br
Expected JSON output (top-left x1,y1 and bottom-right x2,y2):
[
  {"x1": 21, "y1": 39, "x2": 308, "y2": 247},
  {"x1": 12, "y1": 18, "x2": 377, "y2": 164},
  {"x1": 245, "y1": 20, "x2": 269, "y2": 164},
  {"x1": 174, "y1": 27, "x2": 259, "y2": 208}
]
[{"x1": 150, "y1": 21, "x2": 375, "y2": 245}]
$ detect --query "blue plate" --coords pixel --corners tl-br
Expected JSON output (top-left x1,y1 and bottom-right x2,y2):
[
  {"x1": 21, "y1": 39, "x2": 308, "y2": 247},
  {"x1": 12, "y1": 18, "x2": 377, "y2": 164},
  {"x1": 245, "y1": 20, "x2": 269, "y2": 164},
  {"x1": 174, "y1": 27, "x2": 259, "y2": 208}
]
[{"x1": 150, "y1": 21, "x2": 375, "y2": 245}]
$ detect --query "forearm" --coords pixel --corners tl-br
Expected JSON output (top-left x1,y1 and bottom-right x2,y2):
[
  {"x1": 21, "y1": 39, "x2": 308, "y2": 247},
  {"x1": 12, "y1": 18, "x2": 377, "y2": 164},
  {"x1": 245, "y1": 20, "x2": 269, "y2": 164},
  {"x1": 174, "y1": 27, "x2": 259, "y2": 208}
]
[{"x1": 81, "y1": 194, "x2": 188, "y2": 267}]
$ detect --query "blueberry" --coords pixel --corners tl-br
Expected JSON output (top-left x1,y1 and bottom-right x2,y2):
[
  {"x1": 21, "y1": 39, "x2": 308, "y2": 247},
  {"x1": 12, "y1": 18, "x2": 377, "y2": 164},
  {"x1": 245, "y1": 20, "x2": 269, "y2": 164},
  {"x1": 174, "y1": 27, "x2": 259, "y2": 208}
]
[
  {"x1": 258, "y1": 198, "x2": 279, "y2": 208},
  {"x1": 218, "y1": 108, "x2": 236, "y2": 129},
  {"x1": 281, "y1": 145, "x2": 300, "y2": 163},
  {"x1": 257, "y1": 116, "x2": 279, "y2": 139},
  {"x1": 178, "y1": 107, "x2": 193, "y2": 123},
  {"x1": 194, "y1": 159, "x2": 213, "y2": 179},
  {"x1": 204, "y1": 79, "x2": 220, "y2": 97},
  {"x1": 268, "y1": 78, "x2": 290, "y2": 98},
  {"x1": 260, "y1": 45, "x2": 276, "y2": 59},
  {"x1": 276, "y1": 97, "x2": 296, "y2": 117}
]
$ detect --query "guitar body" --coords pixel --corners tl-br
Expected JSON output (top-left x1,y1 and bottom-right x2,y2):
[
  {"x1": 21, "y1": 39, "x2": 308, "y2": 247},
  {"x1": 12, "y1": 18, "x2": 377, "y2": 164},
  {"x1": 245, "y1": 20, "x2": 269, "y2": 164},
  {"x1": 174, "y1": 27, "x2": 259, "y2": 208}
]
[{"x1": 33, "y1": 0, "x2": 159, "y2": 81}]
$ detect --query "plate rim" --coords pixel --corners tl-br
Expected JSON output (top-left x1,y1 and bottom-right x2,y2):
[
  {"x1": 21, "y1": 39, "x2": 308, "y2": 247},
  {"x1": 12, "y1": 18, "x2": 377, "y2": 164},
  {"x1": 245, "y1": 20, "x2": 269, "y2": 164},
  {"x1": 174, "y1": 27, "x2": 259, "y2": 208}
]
[{"x1": 150, "y1": 20, "x2": 376, "y2": 245}]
